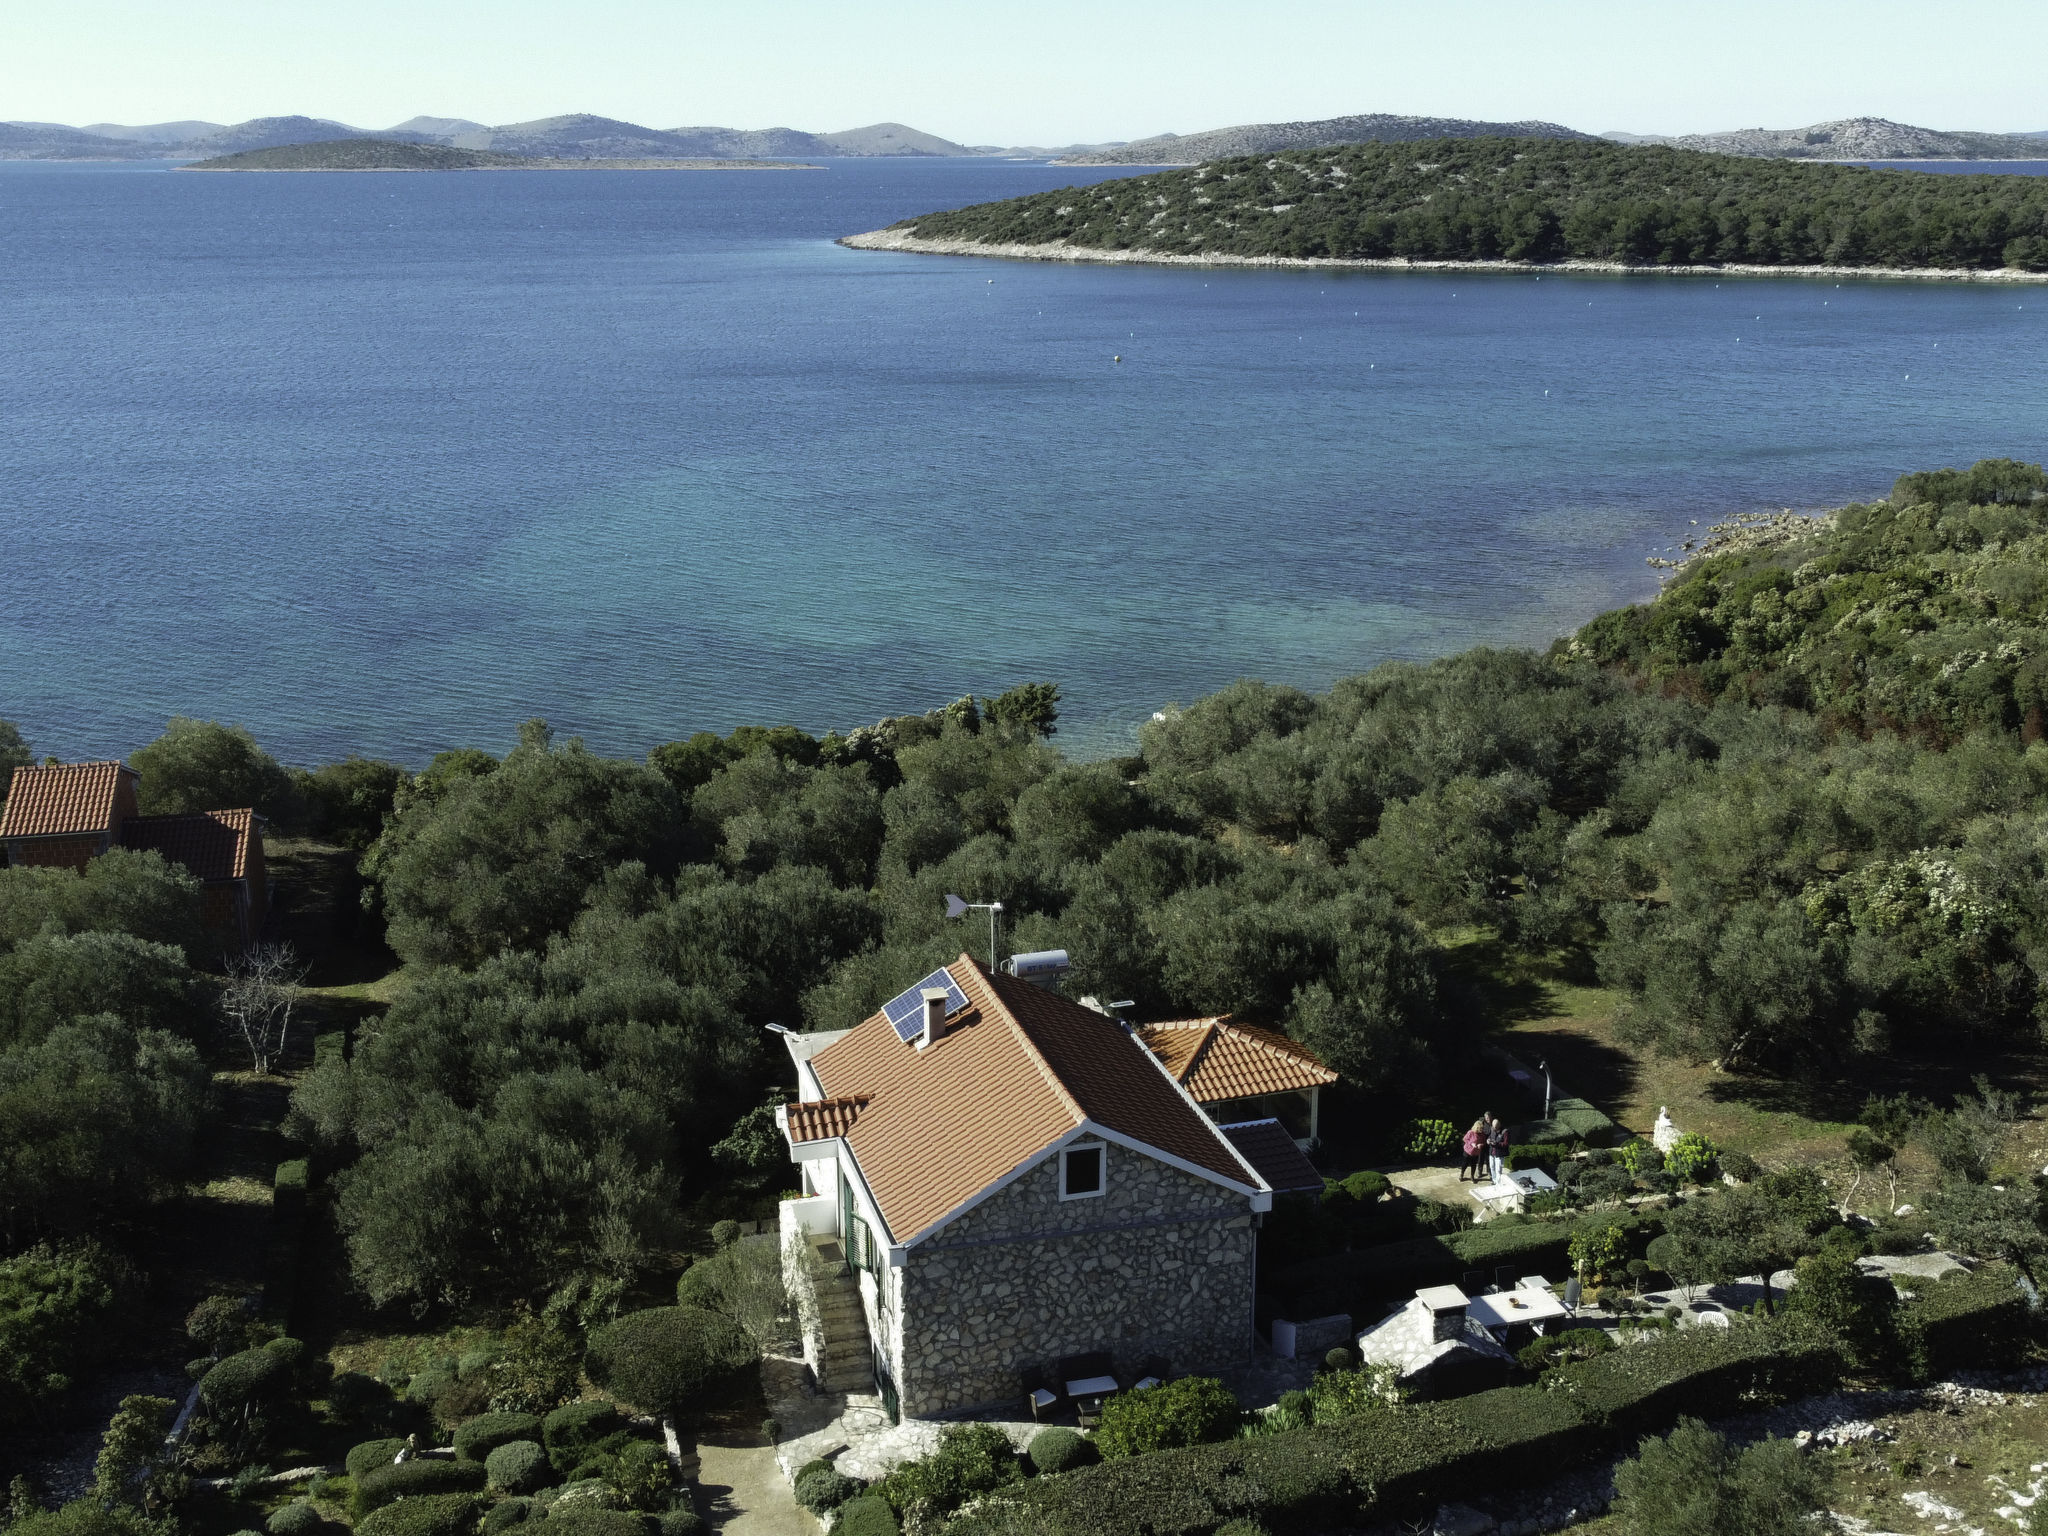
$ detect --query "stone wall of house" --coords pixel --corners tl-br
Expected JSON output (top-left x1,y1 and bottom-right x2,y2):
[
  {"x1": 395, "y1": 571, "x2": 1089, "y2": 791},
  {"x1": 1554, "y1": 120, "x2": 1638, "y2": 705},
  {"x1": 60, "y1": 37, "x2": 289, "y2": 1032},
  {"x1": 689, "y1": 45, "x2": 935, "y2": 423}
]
[{"x1": 891, "y1": 1144, "x2": 1255, "y2": 1417}]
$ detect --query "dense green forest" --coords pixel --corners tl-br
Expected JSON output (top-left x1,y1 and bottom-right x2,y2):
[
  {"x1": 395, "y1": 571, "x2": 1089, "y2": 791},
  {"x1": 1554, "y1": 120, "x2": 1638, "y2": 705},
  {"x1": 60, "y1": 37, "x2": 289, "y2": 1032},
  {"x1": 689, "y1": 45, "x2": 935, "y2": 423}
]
[
  {"x1": 5, "y1": 458, "x2": 2048, "y2": 1361},
  {"x1": 886, "y1": 137, "x2": 2048, "y2": 269}
]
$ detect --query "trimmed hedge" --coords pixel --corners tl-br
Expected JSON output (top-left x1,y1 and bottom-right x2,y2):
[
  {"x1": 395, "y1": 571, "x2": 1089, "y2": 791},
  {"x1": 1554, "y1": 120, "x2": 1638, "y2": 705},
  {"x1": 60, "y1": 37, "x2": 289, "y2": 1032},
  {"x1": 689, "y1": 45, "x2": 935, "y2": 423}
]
[
  {"x1": 941, "y1": 1314, "x2": 1840, "y2": 1536},
  {"x1": 353, "y1": 1458, "x2": 488, "y2": 1517},
  {"x1": 486, "y1": 1441, "x2": 554, "y2": 1495},
  {"x1": 1505, "y1": 1145, "x2": 1563, "y2": 1174},
  {"x1": 355, "y1": 1494, "x2": 484, "y2": 1536},
  {"x1": 1902, "y1": 1264, "x2": 2038, "y2": 1373},
  {"x1": 457, "y1": 1412, "x2": 546, "y2": 1462},
  {"x1": 347, "y1": 1439, "x2": 409, "y2": 1481},
  {"x1": 836, "y1": 1498, "x2": 901, "y2": 1536},
  {"x1": 199, "y1": 1346, "x2": 291, "y2": 1409},
  {"x1": 1513, "y1": 1098, "x2": 1615, "y2": 1145},
  {"x1": 531, "y1": 1512, "x2": 644, "y2": 1536},
  {"x1": 1266, "y1": 1210, "x2": 1662, "y2": 1319},
  {"x1": 1027, "y1": 1428, "x2": 1096, "y2": 1476},
  {"x1": 267, "y1": 1503, "x2": 322, "y2": 1536},
  {"x1": 483, "y1": 1500, "x2": 533, "y2": 1535}
]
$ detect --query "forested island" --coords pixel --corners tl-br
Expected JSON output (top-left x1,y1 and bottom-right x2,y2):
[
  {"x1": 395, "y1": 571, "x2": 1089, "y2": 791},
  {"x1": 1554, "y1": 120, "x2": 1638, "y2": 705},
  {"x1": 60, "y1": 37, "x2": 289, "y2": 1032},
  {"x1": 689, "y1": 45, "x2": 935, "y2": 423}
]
[
  {"x1": 3, "y1": 459, "x2": 2047, "y2": 1536},
  {"x1": 846, "y1": 136, "x2": 2048, "y2": 273}
]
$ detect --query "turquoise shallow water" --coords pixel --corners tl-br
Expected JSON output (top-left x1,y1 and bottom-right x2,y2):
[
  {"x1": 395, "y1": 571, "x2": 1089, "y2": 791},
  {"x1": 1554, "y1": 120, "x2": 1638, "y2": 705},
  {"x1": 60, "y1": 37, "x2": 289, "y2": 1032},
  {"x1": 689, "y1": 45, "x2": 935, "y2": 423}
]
[{"x1": 2, "y1": 158, "x2": 2044, "y2": 763}]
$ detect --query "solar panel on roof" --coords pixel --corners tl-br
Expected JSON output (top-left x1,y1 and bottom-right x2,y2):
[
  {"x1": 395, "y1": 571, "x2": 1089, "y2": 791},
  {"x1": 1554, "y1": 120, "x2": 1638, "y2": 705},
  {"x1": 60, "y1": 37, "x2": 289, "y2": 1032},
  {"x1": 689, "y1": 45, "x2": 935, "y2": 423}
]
[{"x1": 881, "y1": 968, "x2": 970, "y2": 1043}]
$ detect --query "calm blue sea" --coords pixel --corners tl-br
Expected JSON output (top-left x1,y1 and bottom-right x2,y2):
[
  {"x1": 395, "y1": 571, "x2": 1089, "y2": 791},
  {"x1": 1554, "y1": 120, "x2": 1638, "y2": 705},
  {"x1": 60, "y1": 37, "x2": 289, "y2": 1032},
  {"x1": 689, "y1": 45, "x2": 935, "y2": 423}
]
[{"x1": 2, "y1": 158, "x2": 2044, "y2": 764}]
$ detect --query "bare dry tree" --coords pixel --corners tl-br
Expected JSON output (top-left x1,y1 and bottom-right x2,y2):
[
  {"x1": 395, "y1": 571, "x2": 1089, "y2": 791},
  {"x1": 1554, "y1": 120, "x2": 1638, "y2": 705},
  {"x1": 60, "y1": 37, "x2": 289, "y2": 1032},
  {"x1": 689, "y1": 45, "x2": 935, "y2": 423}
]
[{"x1": 218, "y1": 943, "x2": 309, "y2": 1075}]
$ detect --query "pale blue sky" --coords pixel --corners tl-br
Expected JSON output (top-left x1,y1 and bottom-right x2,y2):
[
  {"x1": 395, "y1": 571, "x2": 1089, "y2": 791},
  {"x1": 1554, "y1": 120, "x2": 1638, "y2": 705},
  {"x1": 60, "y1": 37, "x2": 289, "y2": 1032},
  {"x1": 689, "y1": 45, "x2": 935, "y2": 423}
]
[{"x1": 7, "y1": 0, "x2": 2045, "y2": 142}]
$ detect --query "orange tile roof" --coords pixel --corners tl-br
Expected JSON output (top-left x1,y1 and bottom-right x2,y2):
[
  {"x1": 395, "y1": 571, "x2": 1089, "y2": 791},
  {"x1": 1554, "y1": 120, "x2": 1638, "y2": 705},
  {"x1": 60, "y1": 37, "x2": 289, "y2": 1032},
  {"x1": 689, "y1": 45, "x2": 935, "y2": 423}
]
[
  {"x1": 1136, "y1": 1017, "x2": 1338, "y2": 1102},
  {"x1": 807, "y1": 956, "x2": 1262, "y2": 1244},
  {"x1": 120, "y1": 810, "x2": 255, "y2": 882},
  {"x1": 1216, "y1": 1118, "x2": 1324, "y2": 1194},
  {"x1": 0, "y1": 761, "x2": 133, "y2": 839},
  {"x1": 785, "y1": 1096, "x2": 868, "y2": 1142}
]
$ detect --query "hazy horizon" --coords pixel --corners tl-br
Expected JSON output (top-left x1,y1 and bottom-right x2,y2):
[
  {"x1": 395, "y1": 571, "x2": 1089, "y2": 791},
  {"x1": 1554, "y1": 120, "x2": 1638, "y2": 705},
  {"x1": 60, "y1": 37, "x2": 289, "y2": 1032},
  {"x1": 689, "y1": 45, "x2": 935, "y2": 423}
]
[{"x1": 6, "y1": 0, "x2": 2045, "y2": 149}]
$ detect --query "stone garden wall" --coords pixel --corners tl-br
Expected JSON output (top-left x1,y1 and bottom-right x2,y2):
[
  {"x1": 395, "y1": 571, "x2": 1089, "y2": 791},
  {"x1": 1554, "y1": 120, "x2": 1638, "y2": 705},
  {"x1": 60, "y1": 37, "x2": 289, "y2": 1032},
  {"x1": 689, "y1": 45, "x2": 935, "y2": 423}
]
[{"x1": 892, "y1": 1143, "x2": 1255, "y2": 1417}]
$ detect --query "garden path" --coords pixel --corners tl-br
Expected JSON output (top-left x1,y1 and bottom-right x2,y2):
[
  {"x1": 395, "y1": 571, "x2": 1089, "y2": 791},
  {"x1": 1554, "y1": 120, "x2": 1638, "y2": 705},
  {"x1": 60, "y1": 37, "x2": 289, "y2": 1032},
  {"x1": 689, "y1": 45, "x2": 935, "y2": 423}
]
[{"x1": 693, "y1": 1438, "x2": 815, "y2": 1535}]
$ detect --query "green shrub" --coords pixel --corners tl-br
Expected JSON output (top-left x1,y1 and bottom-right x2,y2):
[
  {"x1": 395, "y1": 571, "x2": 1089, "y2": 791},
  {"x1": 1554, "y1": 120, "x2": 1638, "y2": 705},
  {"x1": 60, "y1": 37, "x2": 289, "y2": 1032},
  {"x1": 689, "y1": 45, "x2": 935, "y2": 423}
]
[
  {"x1": 346, "y1": 1439, "x2": 408, "y2": 1481},
  {"x1": 609, "y1": 1440, "x2": 672, "y2": 1511},
  {"x1": 1026, "y1": 1428, "x2": 1096, "y2": 1475},
  {"x1": 485, "y1": 1441, "x2": 554, "y2": 1495},
  {"x1": 1516, "y1": 1099, "x2": 1616, "y2": 1146},
  {"x1": 1570, "y1": 1216, "x2": 1632, "y2": 1279},
  {"x1": 1664, "y1": 1133, "x2": 1719, "y2": 1182},
  {"x1": 1401, "y1": 1119, "x2": 1456, "y2": 1158},
  {"x1": 709, "y1": 1221, "x2": 742, "y2": 1248},
  {"x1": 1610, "y1": 1417, "x2": 1829, "y2": 1536},
  {"x1": 1516, "y1": 1328, "x2": 1614, "y2": 1374},
  {"x1": 354, "y1": 1493, "x2": 484, "y2": 1536},
  {"x1": 584, "y1": 1308, "x2": 755, "y2": 1418},
  {"x1": 198, "y1": 1346, "x2": 291, "y2": 1411},
  {"x1": 1213, "y1": 1523, "x2": 1270, "y2": 1536},
  {"x1": 1095, "y1": 1378, "x2": 1240, "y2": 1458},
  {"x1": 352, "y1": 1458, "x2": 487, "y2": 1517},
  {"x1": 1615, "y1": 1141, "x2": 1663, "y2": 1178},
  {"x1": 541, "y1": 1402, "x2": 624, "y2": 1474},
  {"x1": 481, "y1": 1499, "x2": 531, "y2": 1536},
  {"x1": 794, "y1": 1466, "x2": 862, "y2": 1514},
  {"x1": 458, "y1": 1413, "x2": 546, "y2": 1462},
  {"x1": 1306, "y1": 1365, "x2": 1402, "y2": 1422},
  {"x1": 1720, "y1": 1150, "x2": 1758, "y2": 1182},
  {"x1": 266, "y1": 1503, "x2": 322, "y2": 1536},
  {"x1": 877, "y1": 1423, "x2": 1021, "y2": 1516},
  {"x1": 1340, "y1": 1170, "x2": 1390, "y2": 1202},
  {"x1": 654, "y1": 1511, "x2": 703, "y2": 1536},
  {"x1": 529, "y1": 1511, "x2": 642, "y2": 1536},
  {"x1": 538, "y1": 1480, "x2": 622, "y2": 1514},
  {"x1": 835, "y1": 1496, "x2": 900, "y2": 1536}
]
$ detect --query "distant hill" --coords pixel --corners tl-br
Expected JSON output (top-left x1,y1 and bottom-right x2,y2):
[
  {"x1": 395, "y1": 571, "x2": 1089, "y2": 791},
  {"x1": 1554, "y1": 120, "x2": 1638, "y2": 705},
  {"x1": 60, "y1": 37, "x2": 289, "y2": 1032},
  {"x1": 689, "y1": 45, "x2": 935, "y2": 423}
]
[
  {"x1": 1053, "y1": 112, "x2": 1597, "y2": 165},
  {"x1": 849, "y1": 135, "x2": 2048, "y2": 274},
  {"x1": 183, "y1": 139, "x2": 531, "y2": 171},
  {"x1": 813, "y1": 122, "x2": 972, "y2": 156},
  {"x1": 1609, "y1": 116, "x2": 2048, "y2": 160},
  {"x1": 385, "y1": 116, "x2": 492, "y2": 140},
  {"x1": 178, "y1": 116, "x2": 389, "y2": 155},
  {"x1": 0, "y1": 121, "x2": 153, "y2": 158},
  {"x1": 83, "y1": 120, "x2": 225, "y2": 144}
]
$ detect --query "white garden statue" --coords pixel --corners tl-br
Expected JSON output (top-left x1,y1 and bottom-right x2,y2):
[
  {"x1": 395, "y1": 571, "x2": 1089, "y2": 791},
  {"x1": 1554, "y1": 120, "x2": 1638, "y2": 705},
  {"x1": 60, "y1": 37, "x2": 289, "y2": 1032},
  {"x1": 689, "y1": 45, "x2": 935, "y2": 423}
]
[{"x1": 1652, "y1": 1106, "x2": 1678, "y2": 1153}]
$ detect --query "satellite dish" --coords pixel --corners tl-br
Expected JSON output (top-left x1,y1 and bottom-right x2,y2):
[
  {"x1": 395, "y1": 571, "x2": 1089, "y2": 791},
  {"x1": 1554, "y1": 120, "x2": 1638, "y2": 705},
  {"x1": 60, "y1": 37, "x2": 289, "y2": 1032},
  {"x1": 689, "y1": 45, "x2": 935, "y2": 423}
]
[{"x1": 944, "y1": 894, "x2": 969, "y2": 919}]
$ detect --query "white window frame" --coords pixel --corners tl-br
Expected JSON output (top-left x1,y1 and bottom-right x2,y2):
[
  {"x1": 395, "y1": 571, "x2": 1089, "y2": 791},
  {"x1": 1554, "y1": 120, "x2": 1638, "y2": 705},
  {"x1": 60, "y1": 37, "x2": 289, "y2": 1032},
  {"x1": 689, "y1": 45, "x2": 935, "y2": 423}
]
[{"x1": 1059, "y1": 1140, "x2": 1106, "y2": 1201}]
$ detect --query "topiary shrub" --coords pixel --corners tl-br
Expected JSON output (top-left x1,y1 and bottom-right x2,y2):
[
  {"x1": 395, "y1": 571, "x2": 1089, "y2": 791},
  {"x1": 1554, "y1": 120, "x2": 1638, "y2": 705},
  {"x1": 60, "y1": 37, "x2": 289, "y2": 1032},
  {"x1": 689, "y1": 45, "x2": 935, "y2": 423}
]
[
  {"x1": 1095, "y1": 1378, "x2": 1241, "y2": 1458},
  {"x1": 584, "y1": 1308, "x2": 755, "y2": 1419},
  {"x1": 541, "y1": 1479, "x2": 624, "y2": 1514},
  {"x1": 346, "y1": 1439, "x2": 409, "y2": 1481},
  {"x1": 486, "y1": 1441, "x2": 555, "y2": 1495},
  {"x1": 654, "y1": 1511, "x2": 703, "y2": 1536},
  {"x1": 1517, "y1": 1328, "x2": 1616, "y2": 1375},
  {"x1": 542, "y1": 1403, "x2": 625, "y2": 1475},
  {"x1": 1506, "y1": 1145, "x2": 1564, "y2": 1175},
  {"x1": 457, "y1": 1413, "x2": 546, "y2": 1463},
  {"x1": 352, "y1": 1457, "x2": 487, "y2": 1517},
  {"x1": 709, "y1": 1221, "x2": 742, "y2": 1248},
  {"x1": 793, "y1": 1466, "x2": 861, "y2": 1515},
  {"x1": 482, "y1": 1498, "x2": 533, "y2": 1535},
  {"x1": 1321, "y1": 1347, "x2": 1354, "y2": 1374},
  {"x1": 1340, "y1": 1170, "x2": 1390, "y2": 1202},
  {"x1": 834, "y1": 1496, "x2": 900, "y2": 1536},
  {"x1": 1719, "y1": 1150, "x2": 1758, "y2": 1182},
  {"x1": 199, "y1": 1347, "x2": 292, "y2": 1413},
  {"x1": 1025, "y1": 1427, "x2": 1095, "y2": 1476},
  {"x1": 355, "y1": 1493, "x2": 485, "y2": 1536},
  {"x1": 267, "y1": 1502, "x2": 322, "y2": 1536}
]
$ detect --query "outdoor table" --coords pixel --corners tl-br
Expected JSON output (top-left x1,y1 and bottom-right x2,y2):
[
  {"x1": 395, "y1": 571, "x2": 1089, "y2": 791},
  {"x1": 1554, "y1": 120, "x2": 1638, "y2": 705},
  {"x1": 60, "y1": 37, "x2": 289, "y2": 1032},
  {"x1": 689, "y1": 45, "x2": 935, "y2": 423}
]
[
  {"x1": 1467, "y1": 1286, "x2": 1570, "y2": 1332},
  {"x1": 1066, "y1": 1374, "x2": 1119, "y2": 1399}
]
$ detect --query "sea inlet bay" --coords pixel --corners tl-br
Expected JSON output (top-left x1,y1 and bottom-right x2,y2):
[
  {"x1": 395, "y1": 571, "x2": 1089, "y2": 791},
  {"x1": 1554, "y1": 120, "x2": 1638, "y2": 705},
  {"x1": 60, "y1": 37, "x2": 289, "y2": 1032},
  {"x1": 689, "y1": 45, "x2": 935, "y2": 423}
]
[{"x1": 3, "y1": 157, "x2": 2044, "y2": 762}]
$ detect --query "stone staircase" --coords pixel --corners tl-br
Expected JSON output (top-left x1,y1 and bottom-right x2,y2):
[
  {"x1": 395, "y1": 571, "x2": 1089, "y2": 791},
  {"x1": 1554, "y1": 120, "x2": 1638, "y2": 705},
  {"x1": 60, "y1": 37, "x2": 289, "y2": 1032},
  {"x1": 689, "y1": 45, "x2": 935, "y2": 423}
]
[{"x1": 806, "y1": 1236, "x2": 875, "y2": 1393}]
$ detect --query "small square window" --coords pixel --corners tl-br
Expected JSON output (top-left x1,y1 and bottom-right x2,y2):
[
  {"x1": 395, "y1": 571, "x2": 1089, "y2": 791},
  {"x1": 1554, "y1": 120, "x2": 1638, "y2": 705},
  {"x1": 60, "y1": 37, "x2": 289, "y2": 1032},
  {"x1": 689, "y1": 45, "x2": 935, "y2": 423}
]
[{"x1": 1061, "y1": 1143, "x2": 1104, "y2": 1200}]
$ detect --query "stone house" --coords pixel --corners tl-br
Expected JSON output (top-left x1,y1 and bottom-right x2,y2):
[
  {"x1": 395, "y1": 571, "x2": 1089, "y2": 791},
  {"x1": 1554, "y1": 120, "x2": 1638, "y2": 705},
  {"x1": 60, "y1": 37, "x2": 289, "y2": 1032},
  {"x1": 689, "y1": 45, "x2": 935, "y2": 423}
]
[
  {"x1": 778, "y1": 955, "x2": 1321, "y2": 1420},
  {"x1": 1, "y1": 760, "x2": 269, "y2": 946}
]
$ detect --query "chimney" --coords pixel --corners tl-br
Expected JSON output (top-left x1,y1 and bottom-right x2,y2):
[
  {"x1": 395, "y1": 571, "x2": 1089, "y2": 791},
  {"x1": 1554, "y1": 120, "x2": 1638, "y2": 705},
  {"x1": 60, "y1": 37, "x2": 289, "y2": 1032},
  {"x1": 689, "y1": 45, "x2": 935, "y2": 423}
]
[
  {"x1": 1416, "y1": 1285, "x2": 1470, "y2": 1343},
  {"x1": 919, "y1": 987, "x2": 950, "y2": 1049}
]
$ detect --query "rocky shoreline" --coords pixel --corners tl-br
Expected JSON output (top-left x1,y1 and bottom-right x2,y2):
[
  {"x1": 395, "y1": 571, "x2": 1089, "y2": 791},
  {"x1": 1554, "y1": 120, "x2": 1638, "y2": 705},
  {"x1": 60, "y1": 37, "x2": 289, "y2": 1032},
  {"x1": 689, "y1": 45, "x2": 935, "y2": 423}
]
[{"x1": 838, "y1": 228, "x2": 2048, "y2": 284}]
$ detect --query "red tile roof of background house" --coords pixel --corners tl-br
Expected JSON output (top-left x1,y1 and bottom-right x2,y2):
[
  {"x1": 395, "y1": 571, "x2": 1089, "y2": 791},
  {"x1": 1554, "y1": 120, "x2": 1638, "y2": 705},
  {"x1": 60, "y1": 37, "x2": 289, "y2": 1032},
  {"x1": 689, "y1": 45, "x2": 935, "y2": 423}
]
[
  {"x1": 0, "y1": 761, "x2": 133, "y2": 839},
  {"x1": 120, "y1": 809, "x2": 255, "y2": 882},
  {"x1": 1136, "y1": 1016, "x2": 1338, "y2": 1102},
  {"x1": 806, "y1": 956, "x2": 1263, "y2": 1244},
  {"x1": 784, "y1": 1096, "x2": 868, "y2": 1142}
]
